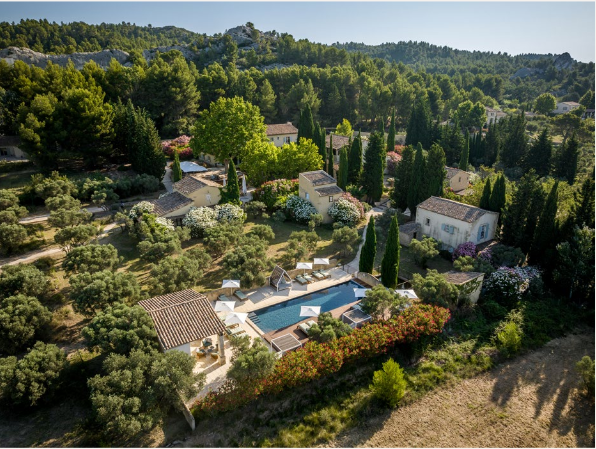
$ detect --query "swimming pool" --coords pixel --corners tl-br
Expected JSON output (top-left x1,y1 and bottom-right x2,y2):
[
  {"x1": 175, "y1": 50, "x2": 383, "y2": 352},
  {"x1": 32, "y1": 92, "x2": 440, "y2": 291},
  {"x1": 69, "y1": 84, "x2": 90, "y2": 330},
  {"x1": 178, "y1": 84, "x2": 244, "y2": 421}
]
[{"x1": 248, "y1": 280, "x2": 362, "y2": 333}]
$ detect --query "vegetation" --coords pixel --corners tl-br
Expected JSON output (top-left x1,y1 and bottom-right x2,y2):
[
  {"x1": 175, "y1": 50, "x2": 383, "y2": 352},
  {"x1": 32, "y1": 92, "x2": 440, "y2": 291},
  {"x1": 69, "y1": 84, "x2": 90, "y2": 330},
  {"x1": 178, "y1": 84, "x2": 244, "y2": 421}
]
[
  {"x1": 380, "y1": 216, "x2": 400, "y2": 288},
  {"x1": 370, "y1": 358, "x2": 407, "y2": 408},
  {"x1": 359, "y1": 216, "x2": 377, "y2": 273}
]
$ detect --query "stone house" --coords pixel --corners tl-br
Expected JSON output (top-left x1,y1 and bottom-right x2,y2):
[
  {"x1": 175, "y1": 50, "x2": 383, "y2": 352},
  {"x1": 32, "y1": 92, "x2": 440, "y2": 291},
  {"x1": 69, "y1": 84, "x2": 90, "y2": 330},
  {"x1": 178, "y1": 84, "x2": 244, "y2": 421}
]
[
  {"x1": 0, "y1": 136, "x2": 27, "y2": 159},
  {"x1": 298, "y1": 170, "x2": 344, "y2": 224},
  {"x1": 415, "y1": 196, "x2": 499, "y2": 251},
  {"x1": 485, "y1": 107, "x2": 506, "y2": 126},
  {"x1": 552, "y1": 101, "x2": 581, "y2": 115},
  {"x1": 399, "y1": 221, "x2": 421, "y2": 247},
  {"x1": 445, "y1": 167, "x2": 471, "y2": 193},
  {"x1": 444, "y1": 271, "x2": 485, "y2": 305},
  {"x1": 267, "y1": 123, "x2": 298, "y2": 147},
  {"x1": 326, "y1": 134, "x2": 351, "y2": 164}
]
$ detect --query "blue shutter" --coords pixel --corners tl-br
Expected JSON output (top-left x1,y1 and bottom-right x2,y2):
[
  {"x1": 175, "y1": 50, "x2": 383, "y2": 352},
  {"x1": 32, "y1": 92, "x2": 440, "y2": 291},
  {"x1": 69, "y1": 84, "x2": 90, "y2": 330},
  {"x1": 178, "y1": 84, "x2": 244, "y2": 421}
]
[
  {"x1": 485, "y1": 223, "x2": 489, "y2": 239},
  {"x1": 477, "y1": 226, "x2": 483, "y2": 242}
]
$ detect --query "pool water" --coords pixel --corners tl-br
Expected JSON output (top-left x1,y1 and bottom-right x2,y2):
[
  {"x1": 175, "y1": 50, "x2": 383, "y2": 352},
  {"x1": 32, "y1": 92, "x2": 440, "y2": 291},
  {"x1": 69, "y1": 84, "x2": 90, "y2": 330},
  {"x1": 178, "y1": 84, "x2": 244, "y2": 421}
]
[{"x1": 248, "y1": 280, "x2": 362, "y2": 333}]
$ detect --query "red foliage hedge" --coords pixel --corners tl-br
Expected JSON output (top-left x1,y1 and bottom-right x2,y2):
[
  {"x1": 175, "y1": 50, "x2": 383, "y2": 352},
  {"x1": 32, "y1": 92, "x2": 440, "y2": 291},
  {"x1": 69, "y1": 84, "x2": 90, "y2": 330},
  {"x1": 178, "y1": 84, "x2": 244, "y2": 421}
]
[{"x1": 192, "y1": 304, "x2": 450, "y2": 417}]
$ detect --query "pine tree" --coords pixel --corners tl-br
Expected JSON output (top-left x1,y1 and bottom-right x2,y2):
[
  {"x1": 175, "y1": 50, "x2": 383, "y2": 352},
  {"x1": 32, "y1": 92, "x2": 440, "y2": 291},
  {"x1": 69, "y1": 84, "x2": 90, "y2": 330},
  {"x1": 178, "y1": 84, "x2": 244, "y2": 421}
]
[
  {"x1": 484, "y1": 122, "x2": 499, "y2": 166},
  {"x1": 258, "y1": 79, "x2": 277, "y2": 123},
  {"x1": 381, "y1": 215, "x2": 400, "y2": 289},
  {"x1": 327, "y1": 134, "x2": 334, "y2": 177},
  {"x1": 221, "y1": 159, "x2": 241, "y2": 205},
  {"x1": 501, "y1": 170, "x2": 541, "y2": 250},
  {"x1": 499, "y1": 113, "x2": 527, "y2": 167},
  {"x1": 359, "y1": 215, "x2": 377, "y2": 274},
  {"x1": 338, "y1": 147, "x2": 349, "y2": 190},
  {"x1": 459, "y1": 130, "x2": 470, "y2": 171},
  {"x1": 348, "y1": 130, "x2": 363, "y2": 185},
  {"x1": 440, "y1": 119, "x2": 465, "y2": 166},
  {"x1": 392, "y1": 145, "x2": 414, "y2": 211},
  {"x1": 172, "y1": 151, "x2": 182, "y2": 182},
  {"x1": 479, "y1": 178, "x2": 492, "y2": 210},
  {"x1": 360, "y1": 131, "x2": 385, "y2": 204},
  {"x1": 407, "y1": 144, "x2": 426, "y2": 215},
  {"x1": 524, "y1": 128, "x2": 552, "y2": 177},
  {"x1": 529, "y1": 181, "x2": 559, "y2": 266},
  {"x1": 489, "y1": 174, "x2": 506, "y2": 216},
  {"x1": 297, "y1": 105, "x2": 315, "y2": 143},
  {"x1": 425, "y1": 143, "x2": 447, "y2": 198},
  {"x1": 387, "y1": 108, "x2": 396, "y2": 152},
  {"x1": 554, "y1": 132, "x2": 580, "y2": 184}
]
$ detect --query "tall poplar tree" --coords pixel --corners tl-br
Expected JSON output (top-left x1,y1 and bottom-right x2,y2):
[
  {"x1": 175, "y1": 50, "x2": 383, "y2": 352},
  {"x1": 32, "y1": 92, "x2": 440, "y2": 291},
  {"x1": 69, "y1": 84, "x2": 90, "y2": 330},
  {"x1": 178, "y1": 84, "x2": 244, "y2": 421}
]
[
  {"x1": 172, "y1": 151, "x2": 182, "y2": 182},
  {"x1": 392, "y1": 145, "x2": 414, "y2": 211},
  {"x1": 426, "y1": 143, "x2": 447, "y2": 198},
  {"x1": 479, "y1": 178, "x2": 492, "y2": 210},
  {"x1": 337, "y1": 147, "x2": 349, "y2": 190},
  {"x1": 348, "y1": 130, "x2": 363, "y2": 185},
  {"x1": 529, "y1": 181, "x2": 559, "y2": 267},
  {"x1": 459, "y1": 130, "x2": 470, "y2": 171},
  {"x1": 359, "y1": 215, "x2": 377, "y2": 274},
  {"x1": 554, "y1": 132, "x2": 579, "y2": 184},
  {"x1": 381, "y1": 215, "x2": 400, "y2": 289},
  {"x1": 524, "y1": 128, "x2": 552, "y2": 177},
  {"x1": 297, "y1": 105, "x2": 315, "y2": 143},
  {"x1": 387, "y1": 108, "x2": 396, "y2": 152},
  {"x1": 361, "y1": 131, "x2": 385, "y2": 204},
  {"x1": 407, "y1": 144, "x2": 426, "y2": 215},
  {"x1": 489, "y1": 174, "x2": 506, "y2": 216}
]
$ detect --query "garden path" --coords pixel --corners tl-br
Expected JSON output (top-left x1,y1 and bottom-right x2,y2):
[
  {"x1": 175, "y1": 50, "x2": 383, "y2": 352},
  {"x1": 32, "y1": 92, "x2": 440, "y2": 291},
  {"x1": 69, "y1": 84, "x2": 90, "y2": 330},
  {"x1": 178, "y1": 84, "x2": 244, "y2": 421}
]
[{"x1": 342, "y1": 207, "x2": 384, "y2": 273}]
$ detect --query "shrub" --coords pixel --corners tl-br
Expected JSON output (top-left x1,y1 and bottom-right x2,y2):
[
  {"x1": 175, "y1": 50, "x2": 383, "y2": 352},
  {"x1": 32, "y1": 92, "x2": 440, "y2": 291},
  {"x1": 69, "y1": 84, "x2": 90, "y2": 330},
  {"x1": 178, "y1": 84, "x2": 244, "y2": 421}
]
[
  {"x1": 453, "y1": 241, "x2": 477, "y2": 261},
  {"x1": 386, "y1": 152, "x2": 402, "y2": 177},
  {"x1": 328, "y1": 196, "x2": 362, "y2": 226},
  {"x1": 183, "y1": 206, "x2": 217, "y2": 238},
  {"x1": 227, "y1": 339, "x2": 277, "y2": 386},
  {"x1": 128, "y1": 201, "x2": 155, "y2": 219},
  {"x1": 453, "y1": 256, "x2": 475, "y2": 272},
  {"x1": 62, "y1": 244, "x2": 120, "y2": 274},
  {"x1": 410, "y1": 236, "x2": 439, "y2": 268},
  {"x1": 248, "y1": 224, "x2": 275, "y2": 242},
  {"x1": 370, "y1": 358, "x2": 406, "y2": 408},
  {"x1": 215, "y1": 203, "x2": 246, "y2": 224},
  {"x1": 272, "y1": 210, "x2": 287, "y2": 222},
  {"x1": 307, "y1": 312, "x2": 353, "y2": 343},
  {"x1": 0, "y1": 295, "x2": 52, "y2": 354},
  {"x1": 245, "y1": 201, "x2": 267, "y2": 219},
  {"x1": 0, "y1": 222, "x2": 27, "y2": 255},
  {"x1": 0, "y1": 263, "x2": 50, "y2": 299},
  {"x1": 331, "y1": 226, "x2": 360, "y2": 257},
  {"x1": 252, "y1": 179, "x2": 298, "y2": 210},
  {"x1": 483, "y1": 266, "x2": 541, "y2": 309},
  {"x1": 575, "y1": 356, "x2": 595, "y2": 398},
  {"x1": 495, "y1": 321, "x2": 523, "y2": 357},
  {"x1": 285, "y1": 195, "x2": 318, "y2": 224}
]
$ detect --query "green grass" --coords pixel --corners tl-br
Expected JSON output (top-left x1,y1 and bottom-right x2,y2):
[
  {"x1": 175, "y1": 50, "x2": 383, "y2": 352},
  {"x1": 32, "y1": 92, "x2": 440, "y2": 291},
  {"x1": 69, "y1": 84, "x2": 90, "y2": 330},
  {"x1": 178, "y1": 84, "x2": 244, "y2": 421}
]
[{"x1": 0, "y1": 170, "x2": 39, "y2": 192}]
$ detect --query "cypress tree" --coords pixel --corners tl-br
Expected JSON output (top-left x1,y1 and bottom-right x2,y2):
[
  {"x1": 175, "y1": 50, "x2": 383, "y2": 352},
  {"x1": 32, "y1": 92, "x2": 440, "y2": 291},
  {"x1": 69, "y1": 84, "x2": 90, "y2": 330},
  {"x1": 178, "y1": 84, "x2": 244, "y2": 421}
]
[
  {"x1": 348, "y1": 130, "x2": 363, "y2": 185},
  {"x1": 297, "y1": 105, "x2": 315, "y2": 143},
  {"x1": 524, "y1": 127, "x2": 552, "y2": 177},
  {"x1": 479, "y1": 178, "x2": 492, "y2": 210},
  {"x1": 520, "y1": 181, "x2": 545, "y2": 254},
  {"x1": 484, "y1": 122, "x2": 499, "y2": 166},
  {"x1": 381, "y1": 215, "x2": 400, "y2": 289},
  {"x1": 126, "y1": 101, "x2": 166, "y2": 180},
  {"x1": 338, "y1": 147, "x2": 349, "y2": 190},
  {"x1": 571, "y1": 172, "x2": 595, "y2": 229},
  {"x1": 529, "y1": 181, "x2": 559, "y2": 266},
  {"x1": 392, "y1": 145, "x2": 414, "y2": 211},
  {"x1": 440, "y1": 119, "x2": 465, "y2": 166},
  {"x1": 319, "y1": 125, "x2": 327, "y2": 161},
  {"x1": 221, "y1": 159, "x2": 241, "y2": 205},
  {"x1": 426, "y1": 143, "x2": 447, "y2": 198},
  {"x1": 554, "y1": 132, "x2": 579, "y2": 184},
  {"x1": 361, "y1": 131, "x2": 386, "y2": 204},
  {"x1": 314, "y1": 122, "x2": 325, "y2": 159},
  {"x1": 359, "y1": 215, "x2": 377, "y2": 274},
  {"x1": 499, "y1": 113, "x2": 527, "y2": 168},
  {"x1": 387, "y1": 108, "x2": 396, "y2": 152},
  {"x1": 407, "y1": 144, "x2": 426, "y2": 215},
  {"x1": 501, "y1": 169, "x2": 541, "y2": 249},
  {"x1": 459, "y1": 130, "x2": 470, "y2": 171},
  {"x1": 327, "y1": 134, "x2": 334, "y2": 177},
  {"x1": 405, "y1": 98, "x2": 431, "y2": 149},
  {"x1": 172, "y1": 151, "x2": 182, "y2": 182},
  {"x1": 489, "y1": 174, "x2": 506, "y2": 216}
]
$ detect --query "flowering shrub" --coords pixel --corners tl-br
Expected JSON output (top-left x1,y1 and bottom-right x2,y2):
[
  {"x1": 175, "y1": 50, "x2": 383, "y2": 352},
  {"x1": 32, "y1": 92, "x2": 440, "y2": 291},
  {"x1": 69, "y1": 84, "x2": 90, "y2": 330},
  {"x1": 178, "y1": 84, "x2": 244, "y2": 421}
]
[
  {"x1": 394, "y1": 145, "x2": 405, "y2": 154},
  {"x1": 191, "y1": 304, "x2": 450, "y2": 416},
  {"x1": 252, "y1": 179, "x2": 298, "y2": 210},
  {"x1": 215, "y1": 203, "x2": 246, "y2": 224},
  {"x1": 328, "y1": 197, "x2": 361, "y2": 226},
  {"x1": 285, "y1": 195, "x2": 317, "y2": 224},
  {"x1": 155, "y1": 217, "x2": 175, "y2": 232},
  {"x1": 483, "y1": 266, "x2": 541, "y2": 308},
  {"x1": 453, "y1": 241, "x2": 477, "y2": 261},
  {"x1": 128, "y1": 201, "x2": 155, "y2": 218},
  {"x1": 386, "y1": 152, "x2": 402, "y2": 176},
  {"x1": 162, "y1": 135, "x2": 193, "y2": 160},
  {"x1": 183, "y1": 207, "x2": 217, "y2": 238},
  {"x1": 477, "y1": 246, "x2": 492, "y2": 262}
]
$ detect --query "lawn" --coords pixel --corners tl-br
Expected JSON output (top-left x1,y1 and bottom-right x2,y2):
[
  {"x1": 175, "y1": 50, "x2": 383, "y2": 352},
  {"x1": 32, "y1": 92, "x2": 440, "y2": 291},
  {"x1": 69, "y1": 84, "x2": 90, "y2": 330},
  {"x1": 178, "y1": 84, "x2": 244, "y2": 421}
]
[{"x1": 0, "y1": 169, "x2": 39, "y2": 192}]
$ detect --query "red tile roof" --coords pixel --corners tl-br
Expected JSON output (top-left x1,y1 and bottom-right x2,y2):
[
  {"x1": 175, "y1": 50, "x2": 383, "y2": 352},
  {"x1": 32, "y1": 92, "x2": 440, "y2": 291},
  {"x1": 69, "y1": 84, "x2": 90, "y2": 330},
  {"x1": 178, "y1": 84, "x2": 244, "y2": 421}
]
[{"x1": 266, "y1": 123, "x2": 298, "y2": 136}]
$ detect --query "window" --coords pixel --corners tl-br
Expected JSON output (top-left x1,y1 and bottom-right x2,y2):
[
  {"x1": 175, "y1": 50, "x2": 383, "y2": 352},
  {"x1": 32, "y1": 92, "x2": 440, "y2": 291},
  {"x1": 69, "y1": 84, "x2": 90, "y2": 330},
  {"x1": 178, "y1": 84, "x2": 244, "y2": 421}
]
[
  {"x1": 329, "y1": 196, "x2": 334, "y2": 202},
  {"x1": 478, "y1": 224, "x2": 489, "y2": 241},
  {"x1": 276, "y1": 136, "x2": 280, "y2": 141},
  {"x1": 425, "y1": 218, "x2": 430, "y2": 226},
  {"x1": 441, "y1": 224, "x2": 455, "y2": 234},
  {"x1": 563, "y1": 107, "x2": 568, "y2": 111},
  {"x1": 284, "y1": 136, "x2": 291, "y2": 144},
  {"x1": 305, "y1": 192, "x2": 310, "y2": 200}
]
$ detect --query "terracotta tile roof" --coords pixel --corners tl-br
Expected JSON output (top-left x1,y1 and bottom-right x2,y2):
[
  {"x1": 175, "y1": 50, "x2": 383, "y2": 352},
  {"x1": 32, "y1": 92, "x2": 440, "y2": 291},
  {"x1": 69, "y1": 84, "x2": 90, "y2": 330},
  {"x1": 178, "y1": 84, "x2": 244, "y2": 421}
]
[
  {"x1": 314, "y1": 185, "x2": 343, "y2": 196},
  {"x1": 174, "y1": 171, "x2": 223, "y2": 195},
  {"x1": 138, "y1": 289, "x2": 226, "y2": 351},
  {"x1": 301, "y1": 170, "x2": 336, "y2": 186},
  {"x1": 445, "y1": 166, "x2": 468, "y2": 179},
  {"x1": 399, "y1": 221, "x2": 421, "y2": 235},
  {"x1": 150, "y1": 192, "x2": 193, "y2": 217},
  {"x1": 266, "y1": 123, "x2": 298, "y2": 136},
  {"x1": 325, "y1": 134, "x2": 351, "y2": 150},
  {"x1": 444, "y1": 271, "x2": 484, "y2": 285},
  {"x1": 560, "y1": 101, "x2": 580, "y2": 106},
  {"x1": 417, "y1": 196, "x2": 495, "y2": 223}
]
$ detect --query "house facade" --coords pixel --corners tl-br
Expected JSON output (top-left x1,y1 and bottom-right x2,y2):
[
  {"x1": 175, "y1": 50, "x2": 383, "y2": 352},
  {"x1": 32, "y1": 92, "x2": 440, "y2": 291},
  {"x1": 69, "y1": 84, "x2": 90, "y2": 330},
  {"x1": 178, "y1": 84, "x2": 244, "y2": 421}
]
[
  {"x1": 553, "y1": 101, "x2": 581, "y2": 115},
  {"x1": 485, "y1": 107, "x2": 506, "y2": 126},
  {"x1": 298, "y1": 170, "x2": 344, "y2": 223},
  {"x1": 0, "y1": 136, "x2": 27, "y2": 159},
  {"x1": 445, "y1": 271, "x2": 485, "y2": 305},
  {"x1": 267, "y1": 123, "x2": 298, "y2": 147},
  {"x1": 445, "y1": 167, "x2": 471, "y2": 193},
  {"x1": 415, "y1": 196, "x2": 499, "y2": 250}
]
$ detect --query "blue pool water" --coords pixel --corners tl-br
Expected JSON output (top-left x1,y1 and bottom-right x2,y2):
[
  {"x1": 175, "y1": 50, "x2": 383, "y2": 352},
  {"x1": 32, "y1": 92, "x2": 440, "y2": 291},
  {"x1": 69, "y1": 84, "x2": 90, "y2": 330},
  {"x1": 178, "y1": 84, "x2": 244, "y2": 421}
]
[{"x1": 249, "y1": 280, "x2": 361, "y2": 333}]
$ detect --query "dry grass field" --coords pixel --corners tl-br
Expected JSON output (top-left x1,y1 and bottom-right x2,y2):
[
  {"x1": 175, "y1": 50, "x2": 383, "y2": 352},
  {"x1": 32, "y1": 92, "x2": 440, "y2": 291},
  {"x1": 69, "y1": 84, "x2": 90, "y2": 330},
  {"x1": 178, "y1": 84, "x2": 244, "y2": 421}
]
[{"x1": 326, "y1": 332, "x2": 595, "y2": 448}]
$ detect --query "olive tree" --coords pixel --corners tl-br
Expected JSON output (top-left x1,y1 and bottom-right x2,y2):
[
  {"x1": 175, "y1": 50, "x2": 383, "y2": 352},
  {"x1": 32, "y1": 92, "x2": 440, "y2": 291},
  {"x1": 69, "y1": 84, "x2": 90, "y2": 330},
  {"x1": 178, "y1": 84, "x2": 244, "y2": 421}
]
[
  {"x1": 148, "y1": 255, "x2": 206, "y2": 296},
  {"x1": 0, "y1": 294, "x2": 52, "y2": 354},
  {"x1": 0, "y1": 263, "x2": 50, "y2": 299},
  {"x1": 226, "y1": 339, "x2": 277, "y2": 386},
  {"x1": 54, "y1": 224, "x2": 98, "y2": 253},
  {"x1": 62, "y1": 244, "x2": 121, "y2": 274}
]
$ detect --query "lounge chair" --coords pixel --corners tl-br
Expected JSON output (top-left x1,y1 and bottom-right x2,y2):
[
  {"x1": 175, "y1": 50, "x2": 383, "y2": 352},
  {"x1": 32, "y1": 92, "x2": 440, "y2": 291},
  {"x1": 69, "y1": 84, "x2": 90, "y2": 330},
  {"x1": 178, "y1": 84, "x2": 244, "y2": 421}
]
[
  {"x1": 234, "y1": 290, "x2": 249, "y2": 301},
  {"x1": 217, "y1": 294, "x2": 233, "y2": 302},
  {"x1": 303, "y1": 273, "x2": 315, "y2": 283},
  {"x1": 311, "y1": 271, "x2": 326, "y2": 281},
  {"x1": 317, "y1": 269, "x2": 331, "y2": 279},
  {"x1": 298, "y1": 322, "x2": 311, "y2": 335},
  {"x1": 294, "y1": 275, "x2": 309, "y2": 285},
  {"x1": 306, "y1": 320, "x2": 317, "y2": 328},
  {"x1": 226, "y1": 326, "x2": 246, "y2": 337}
]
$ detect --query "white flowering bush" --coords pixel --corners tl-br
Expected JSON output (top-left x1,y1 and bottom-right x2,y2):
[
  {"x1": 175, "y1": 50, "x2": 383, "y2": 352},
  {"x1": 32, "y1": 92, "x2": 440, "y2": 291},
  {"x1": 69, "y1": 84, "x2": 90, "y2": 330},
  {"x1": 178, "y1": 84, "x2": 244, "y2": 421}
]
[
  {"x1": 155, "y1": 217, "x2": 175, "y2": 232},
  {"x1": 215, "y1": 203, "x2": 246, "y2": 224},
  {"x1": 183, "y1": 207, "x2": 217, "y2": 238},
  {"x1": 285, "y1": 195, "x2": 317, "y2": 224},
  {"x1": 128, "y1": 201, "x2": 155, "y2": 218},
  {"x1": 328, "y1": 198, "x2": 361, "y2": 226},
  {"x1": 483, "y1": 266, "x2": 541, "y2": 308}
]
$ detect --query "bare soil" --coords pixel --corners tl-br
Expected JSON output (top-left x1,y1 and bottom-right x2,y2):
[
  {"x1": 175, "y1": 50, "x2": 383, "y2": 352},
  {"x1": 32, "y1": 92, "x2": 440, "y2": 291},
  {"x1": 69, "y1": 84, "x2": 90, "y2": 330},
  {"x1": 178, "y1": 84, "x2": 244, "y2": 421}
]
[{"x1": 326, "y1": 331, "x2": 595, "y2": 448}]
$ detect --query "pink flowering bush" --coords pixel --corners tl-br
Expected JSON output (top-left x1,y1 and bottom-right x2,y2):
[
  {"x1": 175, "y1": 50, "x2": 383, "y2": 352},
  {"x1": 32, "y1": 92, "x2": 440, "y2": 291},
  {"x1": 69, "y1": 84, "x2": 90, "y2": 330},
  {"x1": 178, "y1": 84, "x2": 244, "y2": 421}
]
[
  {"x1": 386, "y1": 152, "x2": 402, "y2": 176},
  {"x1": 162, "y1": 135, "x2": 193, "y2": 160},
  {"x1": 252, "y1": 179, "x2": 298, "y2": 210},
  {"x1": 453, "y1": 241, "x2": 477, "y2": 261}
]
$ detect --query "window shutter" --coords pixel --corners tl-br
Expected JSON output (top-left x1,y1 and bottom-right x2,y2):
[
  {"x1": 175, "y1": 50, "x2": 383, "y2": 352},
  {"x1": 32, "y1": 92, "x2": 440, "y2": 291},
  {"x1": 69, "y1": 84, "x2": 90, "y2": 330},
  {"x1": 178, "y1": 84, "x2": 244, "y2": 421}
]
[
  {"x1": 477, "y1": 226, "x2": 483, "y2": 242},
  {"x1": 450, "y1": 226, "x2": 454, "y2": 234}
]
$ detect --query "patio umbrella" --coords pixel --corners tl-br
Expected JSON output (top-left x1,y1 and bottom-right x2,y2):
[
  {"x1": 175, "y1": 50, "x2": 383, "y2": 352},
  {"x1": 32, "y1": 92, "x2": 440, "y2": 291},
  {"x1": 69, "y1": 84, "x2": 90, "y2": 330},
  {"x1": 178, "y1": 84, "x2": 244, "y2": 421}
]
[
  {"x1": 221, "y1": 279, "x2": 241, "y2": 297},
  {"x1": 241, "y1": 175, "x2": 247, "y2": 195},
  {"x1": 296, "y1": 262, "x2": 313, "y2": 275},
  {"x1": 313, "y1": 258, "x2": 330, "y2": 270},
  {"x1": 214, "y1": 301, "x2": 236, "y2": 313},
  {"x1": 353, "y1": 288, "x2": 369, "y2": 298},
  {"x1": 300, "y1": 306, "x2": 321, "y2": 317},
  {"x1": 225, "y1": 312, "x2": 248, "y2": 326}
]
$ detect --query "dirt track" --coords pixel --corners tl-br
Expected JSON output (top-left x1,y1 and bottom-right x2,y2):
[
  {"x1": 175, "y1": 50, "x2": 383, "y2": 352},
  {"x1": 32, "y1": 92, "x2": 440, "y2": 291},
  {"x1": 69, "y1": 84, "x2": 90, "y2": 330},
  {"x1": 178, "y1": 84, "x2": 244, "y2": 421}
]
[{"x1": 327, "y1": 332, "x2": 595, "y2": 448}]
